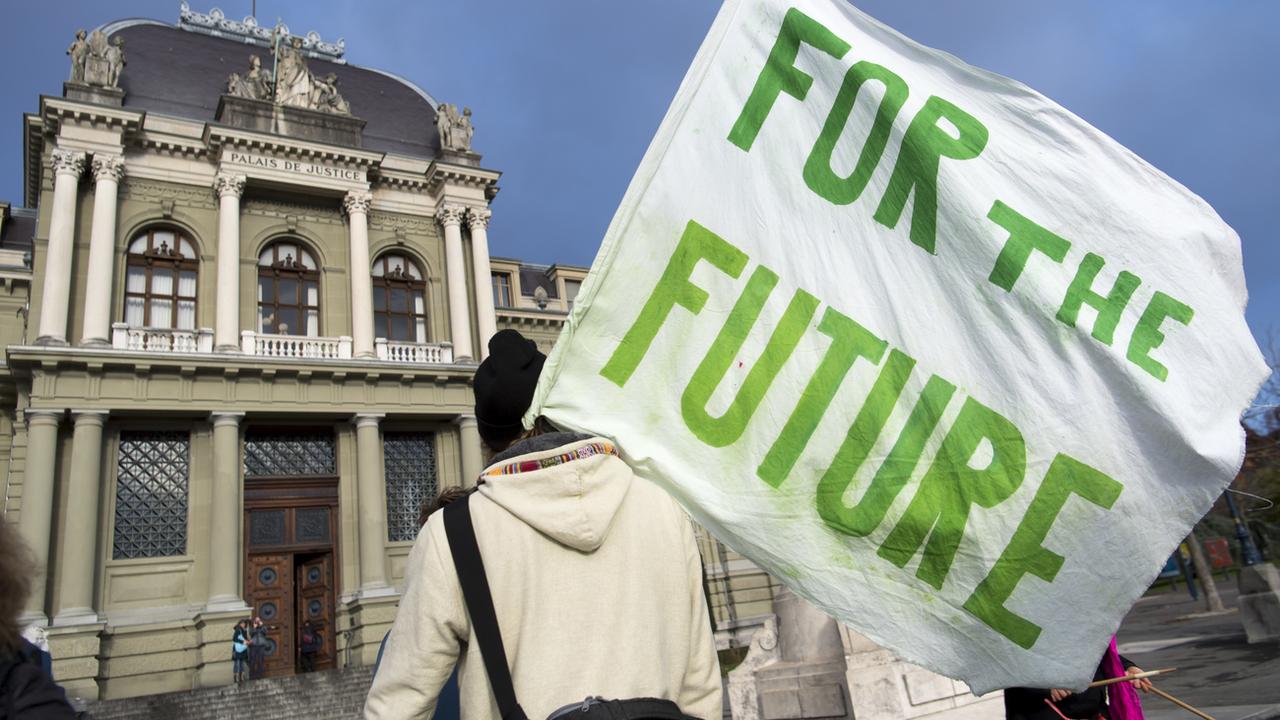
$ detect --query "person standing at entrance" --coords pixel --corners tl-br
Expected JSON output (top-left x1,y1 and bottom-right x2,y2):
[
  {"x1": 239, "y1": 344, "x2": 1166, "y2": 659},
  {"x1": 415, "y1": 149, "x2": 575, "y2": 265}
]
[
  {"x1": 364, "y1": 330, "x2": 722, "y2": 719},
  {"x1": 248, "y1": 616, "x2": 270, "y2": 679},
  {"x1": 232, "y1": 620, "x2": 250, "y2": 683},
  {"x1": 299, "y1": 621, "x2": 320, "y2": 673}
]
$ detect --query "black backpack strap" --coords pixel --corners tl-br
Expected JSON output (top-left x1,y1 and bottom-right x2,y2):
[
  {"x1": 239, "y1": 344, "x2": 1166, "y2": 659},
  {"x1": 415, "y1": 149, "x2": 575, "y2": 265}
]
[{"x1": 444, "y1": 495, "x2": 528, "y2": 720}]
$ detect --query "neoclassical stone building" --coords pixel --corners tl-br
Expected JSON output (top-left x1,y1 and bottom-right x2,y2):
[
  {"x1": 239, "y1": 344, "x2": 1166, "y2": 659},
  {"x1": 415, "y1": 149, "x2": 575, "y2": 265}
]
[{"x1": 0, "y1": 5, "x2": 593, "y2": 701}]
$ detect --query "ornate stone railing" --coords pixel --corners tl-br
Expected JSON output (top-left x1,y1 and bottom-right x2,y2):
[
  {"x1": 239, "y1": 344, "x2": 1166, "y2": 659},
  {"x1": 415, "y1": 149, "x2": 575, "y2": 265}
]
[
  {"x1": 375, "y1": 338, "x2": 454, "y2": 364},
  {"x1": 111, "y1": 323, "x2": 214, "y2": 353},
  {"x1": 241, "y1": 331, "x2": 352, "y2": 359}
]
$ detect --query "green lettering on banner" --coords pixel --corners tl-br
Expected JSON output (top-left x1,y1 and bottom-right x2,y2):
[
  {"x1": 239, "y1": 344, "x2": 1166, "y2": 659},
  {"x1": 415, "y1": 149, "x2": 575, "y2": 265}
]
[
  {"x1": 600, "y1": 221, "x2": 748, "y2": 387},
  {"x1": 986, "y1": 200, "x2": 1072, "y2": 291},
  {"x1": 1127, "y1": 291, "x2": 1194, "y2": 382},
  {"x1": 1055, "y1": 253, "x2": 1141, "y2": 346},
  {"x1": 878, "y1": 398, "x2": 1026, "y2": 589},
  {"x1": 873, "y1": 96, "x2": 989, "y2": 254},
  {"x1": 816, "y1": 349, "x2": 913, "y2": 532},
  {"x1": 803, "y1": 61, "x2": 909, "y2": 205},
  {"x1": 758, "y1": 307, "x2": 887, "y2": 487},
  {"x1": 683, "y1": 271, "x2": 820, "y2": 447},
  {"x1": 964, "y1": 453, "x2": 1122, "y2": 648},
  {"x1": 821, "y1": 373, "x2": 956, "y2": 537},
  {"x1": 728, "y1": 7, "x2": 851, "y2": 152}
]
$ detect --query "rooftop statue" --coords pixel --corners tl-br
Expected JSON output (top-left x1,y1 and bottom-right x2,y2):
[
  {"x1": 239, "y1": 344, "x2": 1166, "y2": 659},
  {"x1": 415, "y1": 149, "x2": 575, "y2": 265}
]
[
  {"x1": 67, "y1": 30, "x2": 88, "y2": 83},
  {"x1": 226, "y1": 55, "x2": 271, "y2": 101},
  {"x1": 67, "y1": 28, "x2": 125, "y2": 88},
  {"x1": 274, "y1": 36, "x2": 312, "y2": 109},
  {"x1": 226, "y1": 32, "x2": 352, "y2": 115},
  {"x1": 435, "y1": 103, "x2": 475, "y2": 152}
]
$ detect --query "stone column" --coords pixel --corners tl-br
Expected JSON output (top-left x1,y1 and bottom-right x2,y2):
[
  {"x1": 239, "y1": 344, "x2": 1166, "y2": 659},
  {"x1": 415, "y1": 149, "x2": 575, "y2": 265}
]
[
  {"x1": 80, "y1": 156, "x2": 125, "y2": 347},
  {"x1": 19, "y1": 410, "x2": 62, "y2": 623},
  {"x1": 438, "y1": 204, "x2": 474, "y2": 361},
  {"x1": 344, "y1": 191, "x2": 376, "y2": 359},
  {"x1": 36, "y1": 149, "x2": 86, "y2": 345},
  {"x1": 214, "y1": 174, "x2": 246, "y2": 352},
  {"x1": 458, "y1": 415, "x2": 483, "y2": 487},
  {"x1": 53, "y1": 411, "x2": 107, "y2": 625},
  {"x1": 466, "y1": 207, "x2": 498, "y2": 359},
  {"x1": 206, "y1": 412, "x2": 247, "y2": 610},
  {"x1": 354, "y1": 413, "x2": 391, "y2": 594}
]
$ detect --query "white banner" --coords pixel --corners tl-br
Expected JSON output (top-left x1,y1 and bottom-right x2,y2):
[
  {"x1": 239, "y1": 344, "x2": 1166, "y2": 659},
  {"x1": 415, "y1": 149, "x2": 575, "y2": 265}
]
[{"x1": 529, "y1": 0, "x2": 1267, "y2": 693}]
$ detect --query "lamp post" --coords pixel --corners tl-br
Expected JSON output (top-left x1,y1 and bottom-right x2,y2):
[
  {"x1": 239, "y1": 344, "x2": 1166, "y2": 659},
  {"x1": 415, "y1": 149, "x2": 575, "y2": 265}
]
[{"x1": 1223, "y1": 488, "x2": 1263, "y2": 567}]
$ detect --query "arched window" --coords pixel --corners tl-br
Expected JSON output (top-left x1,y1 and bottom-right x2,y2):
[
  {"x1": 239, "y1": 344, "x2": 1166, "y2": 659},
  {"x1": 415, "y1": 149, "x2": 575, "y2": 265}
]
[
  {"x1": 372, "y1": 253, "x2": 427, "y2": 342},
  {"x1": 258, "y1": 241, "x2": 319, "y2": 337},
  {"x1": 124, "y1": 228, "x2": 198, "y2": 329}
]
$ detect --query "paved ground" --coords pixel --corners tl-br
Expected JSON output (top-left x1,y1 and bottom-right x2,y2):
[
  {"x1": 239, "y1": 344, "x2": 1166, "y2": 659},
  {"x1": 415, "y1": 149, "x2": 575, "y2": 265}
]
[{"x1": 1116, "y1": 581, "x2": 1280, "y2": 720}]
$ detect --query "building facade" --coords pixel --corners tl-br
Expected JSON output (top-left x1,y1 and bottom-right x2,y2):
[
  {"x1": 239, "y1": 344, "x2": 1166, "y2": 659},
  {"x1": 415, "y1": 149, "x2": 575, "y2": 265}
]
[{"x1": 0, "y1": 6, "x2": 520, "y2": 701}]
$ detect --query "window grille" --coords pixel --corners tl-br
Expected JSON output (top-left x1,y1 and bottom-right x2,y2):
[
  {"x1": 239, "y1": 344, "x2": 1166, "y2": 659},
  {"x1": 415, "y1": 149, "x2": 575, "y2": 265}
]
[
  {"x1": 383, "y1": 432, "x2": 438, "y2": 541},
  {"x1": 112, "y1": 431, "x2": 190, "y2": 559},
  {"x1": 244, "y1": 432, "x2": 336, "y2": 477}
]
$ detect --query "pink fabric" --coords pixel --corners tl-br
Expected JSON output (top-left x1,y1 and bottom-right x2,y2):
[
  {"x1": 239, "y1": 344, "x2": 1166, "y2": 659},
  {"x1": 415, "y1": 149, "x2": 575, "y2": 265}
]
[{"x1": 1102, "y1": 636, "x2": 1144, "y2": 720}]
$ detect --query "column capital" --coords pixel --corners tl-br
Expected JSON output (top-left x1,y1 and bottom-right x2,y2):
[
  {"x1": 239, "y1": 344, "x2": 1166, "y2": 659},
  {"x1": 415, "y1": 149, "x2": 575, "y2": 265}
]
[
  {"x1": 437, "y1": 203, "x2": 467, "y2": 228},
  {"x1": 51, "y1": 149, "x2": 86, "y2": 178},
  {"x1": 342, "y1": 190, "x2": 373, "y2": 216},
  {"x1": 210, "y1": 411, "x2": 246, "y2": 427},
  {"x1": 213, "y1": 173, "x2": 246, "y2": 199},
  {"x1": 455, "y1": 414, "x2": 478, "y2": 428},
  {"x1": 25, "y1": 409, "x2": 62, "y2": 427},
  {"x1": 90, "y1": 154, "x2": 125, "y2": 184},
  {"x1": 465, "y1": 207, "x2": 492, "y2": 231},
  {"x1": 352, "y1": 412, "x2": 385, "y2": 428},
  {"x1": 70, "y1": 410, "x2": 108, "y2": 425}
]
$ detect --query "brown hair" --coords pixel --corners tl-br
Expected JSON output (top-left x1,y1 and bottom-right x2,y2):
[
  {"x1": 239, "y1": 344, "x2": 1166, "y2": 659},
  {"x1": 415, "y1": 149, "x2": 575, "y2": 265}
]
[
  {"x1": 417, "y1": 486, "x2": 474, "y2": 529},
  {"x1": 0, "y1": 518, "x2": 34, "y2": 654}
]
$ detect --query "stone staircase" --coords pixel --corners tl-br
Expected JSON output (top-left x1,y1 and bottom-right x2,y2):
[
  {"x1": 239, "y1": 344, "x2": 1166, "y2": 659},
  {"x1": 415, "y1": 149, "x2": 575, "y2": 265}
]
[{"x1": 83, "y1": 666, "x2": 375, "y2": 720}]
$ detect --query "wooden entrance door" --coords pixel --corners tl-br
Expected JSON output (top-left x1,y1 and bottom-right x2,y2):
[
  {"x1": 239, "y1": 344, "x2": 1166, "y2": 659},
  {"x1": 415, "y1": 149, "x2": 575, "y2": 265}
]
[
  {"x1": 296, "y1": 553, "x2": 336, "y2": 670},
  {"x1": 246, "y1": 552, "x2": 294, "y2": 676},
  {"x1": 244, "y1": 495, "x2": 339, "y2": 676}
]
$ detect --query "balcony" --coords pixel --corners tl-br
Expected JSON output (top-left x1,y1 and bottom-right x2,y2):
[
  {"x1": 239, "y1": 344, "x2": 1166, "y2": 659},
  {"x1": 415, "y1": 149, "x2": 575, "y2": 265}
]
[
  {"x1": 105, "y1": 325, "x2": 455, "y2": 365},
  {"x1": 238, "y1": 331, "x2": 454, "y2": 364},
  {"x1": 111, "y1": 324, "x2": 214, "y2": 353},
  {"x1": 241, "y1": 331, "x2": 352, "y2": 359},
  {"x1": 375, "y1": 338, "x2": 453, "y2": 364}
]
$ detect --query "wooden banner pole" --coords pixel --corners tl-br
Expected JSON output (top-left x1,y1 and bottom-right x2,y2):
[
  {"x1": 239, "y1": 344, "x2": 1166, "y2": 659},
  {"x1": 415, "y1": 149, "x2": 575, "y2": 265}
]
[{"x1": 1086, "y1": 667, "x2": 1176, "y2": 688}]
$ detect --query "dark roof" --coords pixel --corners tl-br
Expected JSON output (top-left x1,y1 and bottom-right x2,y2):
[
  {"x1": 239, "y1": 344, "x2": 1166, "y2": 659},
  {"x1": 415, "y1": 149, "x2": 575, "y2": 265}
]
[
  {"x1": 518, "y1": 265, "x2": 559, "y2": 299},
  {"x1": 111, "y1": 22, "x2": 440, "y2": 158},
  {"x1": 0, "y1": 207, "x2": 36, "y2": 251}
]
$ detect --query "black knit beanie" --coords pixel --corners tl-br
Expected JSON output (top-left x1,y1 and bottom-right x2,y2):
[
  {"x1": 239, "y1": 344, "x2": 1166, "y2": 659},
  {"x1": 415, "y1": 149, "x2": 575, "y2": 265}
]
[{"x1": 473, "y1": 329, "x2": 546, "y2": 449}]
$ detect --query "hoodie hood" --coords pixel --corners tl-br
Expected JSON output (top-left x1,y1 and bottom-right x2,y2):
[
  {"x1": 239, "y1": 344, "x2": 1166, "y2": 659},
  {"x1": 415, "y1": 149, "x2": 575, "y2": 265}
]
[{"x1": 477, "y1": 434, "x2": 631, "y2": 553}]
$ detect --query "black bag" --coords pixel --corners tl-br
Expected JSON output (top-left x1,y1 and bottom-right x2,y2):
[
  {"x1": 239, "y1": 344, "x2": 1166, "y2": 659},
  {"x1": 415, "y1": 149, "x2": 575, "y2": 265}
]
[{"x1": 443, "y1": 495, "x2": 701, "y2": 720}]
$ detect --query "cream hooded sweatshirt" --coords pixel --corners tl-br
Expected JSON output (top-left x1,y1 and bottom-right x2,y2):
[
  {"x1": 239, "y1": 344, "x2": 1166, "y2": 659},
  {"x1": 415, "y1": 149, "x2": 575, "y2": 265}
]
[{"x1": 363, "y1": 435, "x2": 722, "y2": 720}]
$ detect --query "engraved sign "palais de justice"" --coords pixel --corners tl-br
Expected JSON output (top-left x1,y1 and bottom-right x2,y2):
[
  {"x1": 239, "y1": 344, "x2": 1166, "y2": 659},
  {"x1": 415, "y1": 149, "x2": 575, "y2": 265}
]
[{"x1": 224, "y1": 150, "x2": 365, "y2": 183}]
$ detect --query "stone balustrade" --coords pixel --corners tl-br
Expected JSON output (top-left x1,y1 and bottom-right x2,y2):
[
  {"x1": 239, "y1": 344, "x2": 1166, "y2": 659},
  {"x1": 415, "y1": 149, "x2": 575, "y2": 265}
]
[
  {"x1": 374, "y1": 338, "x2": 454, "y2": 364},
  {"x1": 102, "y1": 326, "x2": 456, "y2": 365},
  {"x1": 111, "y1": 323, "x2": 214, "y2": 353},
  {"x1": 241, "y1": 331, "x2": 352, "y2": 359}
]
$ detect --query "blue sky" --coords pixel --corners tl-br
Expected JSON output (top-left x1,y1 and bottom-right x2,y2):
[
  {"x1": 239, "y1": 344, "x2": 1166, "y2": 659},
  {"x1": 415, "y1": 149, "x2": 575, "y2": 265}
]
[{"x1": 2, "y1": 1, "x2": 1277, "y2": 342}]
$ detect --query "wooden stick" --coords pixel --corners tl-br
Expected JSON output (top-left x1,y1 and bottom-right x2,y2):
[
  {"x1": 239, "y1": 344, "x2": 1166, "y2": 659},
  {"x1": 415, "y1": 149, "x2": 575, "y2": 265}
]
[
  {"x1": 1086, "y1": 667, "x2": 1176, "y2": 688},
  {"x1": 1149, "y1": 685, "x2": 1217, "y2": 720}
]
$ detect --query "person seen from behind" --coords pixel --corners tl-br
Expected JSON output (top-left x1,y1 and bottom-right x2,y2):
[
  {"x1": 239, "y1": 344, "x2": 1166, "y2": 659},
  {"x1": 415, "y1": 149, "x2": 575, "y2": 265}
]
[
  {"x1": 364, "y1": 329, "x2": 722, "y2": 719},
  {"x1": 0, "y1": 518, "x2": 76, "y2": 718}
]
